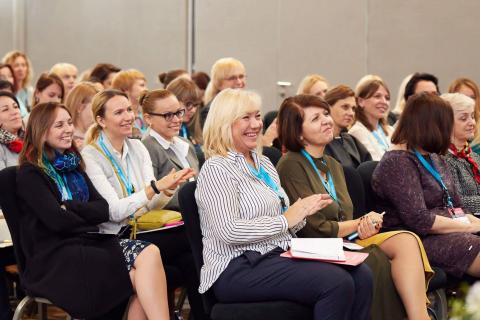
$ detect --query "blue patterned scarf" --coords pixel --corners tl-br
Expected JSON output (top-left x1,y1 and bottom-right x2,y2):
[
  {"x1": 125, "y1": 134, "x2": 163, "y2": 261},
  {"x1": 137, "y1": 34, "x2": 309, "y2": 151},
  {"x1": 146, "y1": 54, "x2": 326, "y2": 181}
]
[{"x1": 42, "y1": 151, "x2": 89, "y2": 202}]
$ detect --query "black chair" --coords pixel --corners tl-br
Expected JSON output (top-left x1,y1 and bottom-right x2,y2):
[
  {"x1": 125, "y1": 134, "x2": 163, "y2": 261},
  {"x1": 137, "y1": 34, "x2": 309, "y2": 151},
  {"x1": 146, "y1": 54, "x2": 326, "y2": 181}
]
[
  {"x1": 0, "y1": 166, "x2": 127, "y2": 320},
  {"x1": 262, "y1": 146, "x2": 282, "y2": 167},
  {"x1": 355, "y1": 161, "x2": 448, "y2": 320},
  {"x1": 178, "y1": 181, "x2": 312, "y2": 320},
  {"x1": 342, "y1": 165, "x2": 366, "y2": 219}
]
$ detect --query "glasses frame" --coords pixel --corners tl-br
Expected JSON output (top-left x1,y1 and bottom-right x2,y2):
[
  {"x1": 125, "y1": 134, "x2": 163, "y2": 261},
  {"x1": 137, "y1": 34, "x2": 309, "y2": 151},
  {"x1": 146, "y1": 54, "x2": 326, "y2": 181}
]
[{"x1": 147, "y1": 108, "x2": 186, "y2": 122}]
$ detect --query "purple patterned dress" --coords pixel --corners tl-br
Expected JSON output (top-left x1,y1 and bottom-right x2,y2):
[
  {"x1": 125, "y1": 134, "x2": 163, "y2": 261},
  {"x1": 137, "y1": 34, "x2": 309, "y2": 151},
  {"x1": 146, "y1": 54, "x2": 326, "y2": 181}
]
[{"x1": 372, "y1": 150, "x2": 480, "y2": 277}]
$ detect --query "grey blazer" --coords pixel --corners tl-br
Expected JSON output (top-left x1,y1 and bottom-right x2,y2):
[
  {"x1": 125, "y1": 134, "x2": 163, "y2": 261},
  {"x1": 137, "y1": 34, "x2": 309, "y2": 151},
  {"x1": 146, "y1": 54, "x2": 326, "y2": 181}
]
[{"x1": 142, "y1": 135, "x2": 199, "y2": 210}]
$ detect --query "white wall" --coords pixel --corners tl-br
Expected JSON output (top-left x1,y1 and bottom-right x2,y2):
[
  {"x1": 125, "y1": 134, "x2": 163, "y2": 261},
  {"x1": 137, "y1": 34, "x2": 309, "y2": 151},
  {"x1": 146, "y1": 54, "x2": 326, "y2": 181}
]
[{"x1": 1, "y1": 0, "x2": 479, "y2": 111}]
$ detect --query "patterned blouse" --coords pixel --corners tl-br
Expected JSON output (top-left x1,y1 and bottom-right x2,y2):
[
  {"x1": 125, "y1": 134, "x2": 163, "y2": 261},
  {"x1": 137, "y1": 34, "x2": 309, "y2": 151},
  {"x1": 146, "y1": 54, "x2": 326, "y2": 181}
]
[{"x1": 444, "y1": 152, "x2": 480, "y2": 215}]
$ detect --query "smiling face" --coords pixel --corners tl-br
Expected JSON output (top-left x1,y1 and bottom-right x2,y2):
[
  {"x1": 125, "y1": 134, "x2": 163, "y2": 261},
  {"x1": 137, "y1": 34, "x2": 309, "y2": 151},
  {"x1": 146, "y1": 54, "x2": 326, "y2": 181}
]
[
  {"x1": 231, "y1": 109, "x2": 262, "y2": 155},
  {"x1": 97, "y1": 95, "x2": 135, "y2": 139},
  {"x1": 0, "y1": 96, "x2": 22, "y2": 134},
  {"x1": 330, "y1": 96, "x2": 356, "y2": 131},
  {"x1": 44, "y1": 107, "x2": 74, "y2": 153},
  {"x1": 358, "y1": 85, "x2": 390, "y2": 122},
  {"x1": 301, "y1": 106, "x2": 334, "y2": 148},
  {"x1": 452, "y1": 103, "x2": 476, "y2": 144},
  {"x1": 145, "y1": 95, "x2": 183, "y2": 141},
  {"x1": 35, "y1": 83, "x2": 63, "y2": 104}
]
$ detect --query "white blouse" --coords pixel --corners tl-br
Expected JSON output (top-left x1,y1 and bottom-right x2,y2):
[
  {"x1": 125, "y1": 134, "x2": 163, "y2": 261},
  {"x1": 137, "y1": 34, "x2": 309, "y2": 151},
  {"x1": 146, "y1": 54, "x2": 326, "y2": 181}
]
[
  {"x1": 82, "y1": 132, "x2": 171, "y2": 234},
  {"x1": 349, "y1": 121, "x2": 393, "y2": 161}
]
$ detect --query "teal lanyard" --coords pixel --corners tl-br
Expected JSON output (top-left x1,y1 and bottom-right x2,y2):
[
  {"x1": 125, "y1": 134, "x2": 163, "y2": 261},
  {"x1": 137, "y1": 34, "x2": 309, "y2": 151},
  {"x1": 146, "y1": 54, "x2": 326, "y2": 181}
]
[
  {"x1": 414, "y1": 150, "x2": 454, "y2": 208},
  {"x1": 300, "y1": 149, "x2": 338, "y2": 203},
  {"x1": 98, "y1": 135, "x2": 134, "y2": 196},
  {"x1": 180, "y1": 124, "x2": 188, "y2": 139},
  {"x1": 247, "y1": 163, "x2": 287, "y2": 212},
  {"x1": 372, "y1": 125, "x2": 389, "y2": 151},
  {"x1": 42, "y1": 154, "x2": 72, "y2": 201}
]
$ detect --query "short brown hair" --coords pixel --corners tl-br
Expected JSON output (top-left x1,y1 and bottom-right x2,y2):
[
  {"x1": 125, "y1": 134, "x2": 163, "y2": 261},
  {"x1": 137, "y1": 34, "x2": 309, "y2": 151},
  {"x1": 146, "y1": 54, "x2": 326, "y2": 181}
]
[
  {"x1": 391, "y1": 93, "x2": 453, "y2": 154},
  {"x1": 19, "y1": 102, "x2": 83, "y2": 169},
  {"x1": 277, "y1": 94, "x2": 330, "y2": 152},
  {"x1": 158, "y1": 69, "x2": 188, "y2": 88},
  {"x1": 33, "y1": 72, "x2": 65, "y2": 105}
]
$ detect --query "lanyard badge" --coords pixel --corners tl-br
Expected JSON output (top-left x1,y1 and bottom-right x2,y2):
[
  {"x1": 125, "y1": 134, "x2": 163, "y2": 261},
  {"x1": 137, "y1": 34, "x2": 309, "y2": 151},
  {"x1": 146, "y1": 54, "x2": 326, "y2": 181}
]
[{"x1": 248, "y1": 163, "x2": 287, "y2": 213}]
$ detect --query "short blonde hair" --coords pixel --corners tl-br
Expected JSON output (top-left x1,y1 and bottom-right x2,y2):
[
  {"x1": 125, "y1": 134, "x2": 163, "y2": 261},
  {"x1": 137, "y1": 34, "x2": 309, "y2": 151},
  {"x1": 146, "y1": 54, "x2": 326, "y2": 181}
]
[
  {"x1": 50, "y1": 63, "x2": 78, "y2": 75},
  {"x1": 440, "y1": 93, "x2": 475, "y2": 113},
  {"x1": 297, "y1": 74, "x2": 328, "y2": 95},
  {"x1": 204, "y1": 57, "x2": 245, "y2": 104},
  {"x1": 111, "y1": 69, "x2": 145, "y2": 92},
  {"x1": 203, "y1": 89, "x2": 262, "y2": 158}
]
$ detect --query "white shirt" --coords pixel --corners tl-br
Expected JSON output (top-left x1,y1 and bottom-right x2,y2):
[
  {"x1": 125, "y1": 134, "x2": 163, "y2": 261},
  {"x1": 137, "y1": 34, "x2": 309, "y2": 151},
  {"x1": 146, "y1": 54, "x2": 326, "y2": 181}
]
[
  {"x1": 349, "y1": 121, "x2": 393, "y2": 161},
  {"x1": 82, "y1": 132, "x2": 171, "y2": 234},
  {"x1": 195, "y1": 150, "x2": 306, "y2": 293}
]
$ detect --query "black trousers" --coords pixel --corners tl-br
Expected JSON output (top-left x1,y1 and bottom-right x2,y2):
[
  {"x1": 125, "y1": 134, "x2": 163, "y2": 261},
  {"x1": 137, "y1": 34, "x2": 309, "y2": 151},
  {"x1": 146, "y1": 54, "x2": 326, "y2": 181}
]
[
  {"x1": 125, "y1": 226, "x2": 209, "y2": 320},
  {"x1": 213, "y1": 248, "x2": 373, "y2": 320},
  {"x1": 0, "y1": 247, "x2": 15, "y2": 320}
]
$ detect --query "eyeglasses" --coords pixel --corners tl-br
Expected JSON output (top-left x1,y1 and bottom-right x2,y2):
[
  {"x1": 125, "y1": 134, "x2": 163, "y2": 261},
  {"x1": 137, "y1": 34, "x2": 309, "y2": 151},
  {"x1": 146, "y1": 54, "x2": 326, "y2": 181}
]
[
  {"x1": 225, "y1": 74, "x2": 246, "y2": 82},
  {"x1": 147, "y1": 108, "x2": 185, "y2": 121},
  {"x1": 184, "y1": 101, "x2": 201, "y2": 111}
]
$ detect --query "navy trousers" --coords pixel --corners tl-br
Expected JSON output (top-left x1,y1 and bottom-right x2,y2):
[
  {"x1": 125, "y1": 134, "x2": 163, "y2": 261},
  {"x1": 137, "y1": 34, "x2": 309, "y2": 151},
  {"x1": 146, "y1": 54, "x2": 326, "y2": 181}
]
[{"x1": 213, "y1": 248, "x2": 373, "y2": 320}]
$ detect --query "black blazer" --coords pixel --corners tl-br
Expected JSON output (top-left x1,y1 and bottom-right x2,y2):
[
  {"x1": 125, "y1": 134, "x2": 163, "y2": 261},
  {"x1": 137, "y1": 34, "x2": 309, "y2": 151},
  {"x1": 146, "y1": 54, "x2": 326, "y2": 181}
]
[
  {"x1": 16, "y1": 163, "x2": 132, "y2": 318},
  {"x1": 325, "y1": 132, "x2": 372, "y2": 168}
]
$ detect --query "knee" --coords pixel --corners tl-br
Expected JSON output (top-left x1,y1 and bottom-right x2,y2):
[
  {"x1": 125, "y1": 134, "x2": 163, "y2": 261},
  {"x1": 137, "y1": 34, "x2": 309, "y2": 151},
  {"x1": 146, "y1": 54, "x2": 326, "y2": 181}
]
[
  {"x1": 136, "y1": 244, "x2": 162, "y2": 267},
  {"x1": 355, "y1": 264, "x2": 374, "y2": 293}
]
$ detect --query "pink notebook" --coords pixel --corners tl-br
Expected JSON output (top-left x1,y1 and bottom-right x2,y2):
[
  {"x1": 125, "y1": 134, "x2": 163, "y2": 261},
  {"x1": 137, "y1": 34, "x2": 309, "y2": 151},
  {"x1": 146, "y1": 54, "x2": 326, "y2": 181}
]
[{"x1": 281, "y1": 250, "x2": 368, "y2": 266}]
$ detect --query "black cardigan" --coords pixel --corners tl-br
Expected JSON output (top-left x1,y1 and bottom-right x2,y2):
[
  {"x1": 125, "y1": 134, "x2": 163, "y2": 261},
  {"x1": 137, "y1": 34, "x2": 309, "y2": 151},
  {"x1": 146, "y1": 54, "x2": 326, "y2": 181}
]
[{"x1": 16, "y1": 163, "x2": 132, "y2": 318}]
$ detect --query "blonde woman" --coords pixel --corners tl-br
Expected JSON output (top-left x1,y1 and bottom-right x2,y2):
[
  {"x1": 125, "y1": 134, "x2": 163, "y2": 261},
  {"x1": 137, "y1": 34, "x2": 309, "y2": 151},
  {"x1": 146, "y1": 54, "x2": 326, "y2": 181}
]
[
  {"x1": 65, "y1": 82, "x2": 99, "y2": 149},
  {"x1": 81, "y1": 90, "x2": 208, "y2": 319},
  {"x1": 50, "y1": 63, "x2": 78, "y2": 97},
  {"x1": 200, "y1": 57, "x2": 246, "y2": 127},
  {"x1": 2, "y1": 51, "x2": 33, "y2": 117},
  {"x1": 197, "y1": 88, "x2": 373, "y2": 320},
  {"x1": 297, "y1": 74, "x2": 329, "y2": 97}
]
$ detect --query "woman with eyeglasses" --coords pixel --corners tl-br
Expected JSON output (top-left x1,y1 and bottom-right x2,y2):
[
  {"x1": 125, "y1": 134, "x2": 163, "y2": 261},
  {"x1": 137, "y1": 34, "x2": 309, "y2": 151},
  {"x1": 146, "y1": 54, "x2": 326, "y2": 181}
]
[
  {"x1": 81, "y1": 89, "x2": 208, "y2": 319},
  {"x1": 200, "y1": 57, "x2": 246, "y2": 128},
  {"x1": 141, "y1": 89, "x2": 199, "y2": 210}
]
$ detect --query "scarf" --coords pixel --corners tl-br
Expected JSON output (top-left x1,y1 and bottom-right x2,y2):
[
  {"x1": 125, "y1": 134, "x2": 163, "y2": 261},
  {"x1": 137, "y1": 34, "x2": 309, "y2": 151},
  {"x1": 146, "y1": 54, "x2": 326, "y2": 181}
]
[
  {"x1": 449, "y1": 143, "x2": 480, "y2": 184},
  {"x1": 42, "y1": 151, "x2": 90, "y2": 202},
  {"x1": 0, "y1": 128, "x2": 24, "y2": 153}
]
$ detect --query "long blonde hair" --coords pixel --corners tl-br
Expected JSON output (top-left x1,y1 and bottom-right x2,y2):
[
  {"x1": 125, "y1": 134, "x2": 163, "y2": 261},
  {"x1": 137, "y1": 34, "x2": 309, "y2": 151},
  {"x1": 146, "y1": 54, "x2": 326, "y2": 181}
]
[
  {"x1": 65, "y1": 82, "x2": 99, "y2": 126},
  {"x1": 84, "y1": 89, "x2": 129, "y2": 145},
  {"x1": 203, "y1": 88, "x2": 262, "y2": 159}
]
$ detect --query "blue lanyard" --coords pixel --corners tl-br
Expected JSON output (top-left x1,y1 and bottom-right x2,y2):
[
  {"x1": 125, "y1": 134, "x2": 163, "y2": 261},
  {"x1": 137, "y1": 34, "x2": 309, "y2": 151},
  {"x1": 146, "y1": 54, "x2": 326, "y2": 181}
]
[
  {"x1": 180, "y1": 124, "x2": 188, "y2": 139},
  {"x1": 414, "y1": 150, "x2": 454, "y2": 208},
  {"x1": 300, "y1": 149, "x2": 338, "y2": 203},
  {"x1": 372, "y1": 125, "x2": 389, "y2": 151},
  {"x1": 98, "y1": 135, "x2": 134, "y2": 196},
  {"x1": 248, "y1": 163, "x2": 287, "y2": 212}
]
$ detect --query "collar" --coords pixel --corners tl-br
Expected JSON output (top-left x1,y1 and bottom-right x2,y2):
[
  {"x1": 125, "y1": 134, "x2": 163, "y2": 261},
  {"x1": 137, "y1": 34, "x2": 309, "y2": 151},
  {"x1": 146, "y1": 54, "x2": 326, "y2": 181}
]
[
  {"x1": 150, "y1": 129, "x2": 190, "y2": 159},
  {"x1": 99, "y1": 131, "x2": 130, "y2": 162},
  {"x1": 227, "y1": 149, "x2": 261, "y2": 170}
]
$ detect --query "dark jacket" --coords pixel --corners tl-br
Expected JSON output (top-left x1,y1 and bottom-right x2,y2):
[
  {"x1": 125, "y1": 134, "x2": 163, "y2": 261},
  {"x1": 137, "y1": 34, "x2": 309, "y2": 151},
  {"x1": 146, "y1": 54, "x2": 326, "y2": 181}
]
[
  {"x1": 325, "y1": 132, "x2": 372, "y2": 168},
  {"x1": 16, "y1": 163, "x2": 132, "y2": 318}
]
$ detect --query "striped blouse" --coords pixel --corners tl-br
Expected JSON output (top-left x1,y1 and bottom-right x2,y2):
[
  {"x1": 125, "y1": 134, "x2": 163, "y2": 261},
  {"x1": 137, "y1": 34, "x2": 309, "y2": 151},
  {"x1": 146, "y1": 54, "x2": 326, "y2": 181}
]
[{"x1": 195, "y1": 150, "x2": 306, "y2": 293}]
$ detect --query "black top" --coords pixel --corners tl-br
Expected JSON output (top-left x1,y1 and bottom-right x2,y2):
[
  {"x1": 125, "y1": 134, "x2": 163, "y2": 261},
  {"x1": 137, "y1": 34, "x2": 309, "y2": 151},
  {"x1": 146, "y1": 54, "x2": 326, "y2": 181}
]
[
  {"x1": 325, "y1": 132, "x2": 372, "y2": 168},
  {"x1": 16, "y1": 163, "x2": 132, "y2": 318}
]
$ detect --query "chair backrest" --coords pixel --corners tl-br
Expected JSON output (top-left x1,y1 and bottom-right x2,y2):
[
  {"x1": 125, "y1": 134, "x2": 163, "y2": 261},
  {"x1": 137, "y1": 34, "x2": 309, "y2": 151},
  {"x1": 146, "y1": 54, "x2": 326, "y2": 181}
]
[
  {"x1": 262, "y1": 146, "x2": 282, "y2": 167},
  {"x1": 356, "y1": 161, "x2": 379, "y2": 213},
  {"x1": 178, "y1": 181, "x2": 217, "y2": 314},
  {"x1": 0, "y1": 166, "x2": 26, "y2": 282},
  {"x1": 342, "y1": 165, "x2": 366, "y2": 219}
]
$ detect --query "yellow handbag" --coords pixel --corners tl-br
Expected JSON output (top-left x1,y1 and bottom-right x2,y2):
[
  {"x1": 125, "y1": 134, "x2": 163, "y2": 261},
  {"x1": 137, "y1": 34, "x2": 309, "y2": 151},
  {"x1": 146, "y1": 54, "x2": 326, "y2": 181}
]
[{"x1": 129, "y1": 209, "x2": 183, "y2": 239}]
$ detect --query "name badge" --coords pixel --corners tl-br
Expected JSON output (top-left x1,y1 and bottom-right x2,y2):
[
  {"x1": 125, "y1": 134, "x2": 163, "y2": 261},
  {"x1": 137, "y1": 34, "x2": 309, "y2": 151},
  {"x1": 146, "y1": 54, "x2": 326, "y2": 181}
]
[{"x1": 450, "y1": 208, "x2": 471, "y2": 224}]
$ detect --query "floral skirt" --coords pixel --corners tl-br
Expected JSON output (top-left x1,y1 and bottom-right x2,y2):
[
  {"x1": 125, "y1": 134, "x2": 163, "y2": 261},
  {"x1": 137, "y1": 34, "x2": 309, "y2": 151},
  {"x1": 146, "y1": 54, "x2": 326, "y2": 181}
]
[{"x1": 118, "y1": 238, "x2": 150, "y2": 271}]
